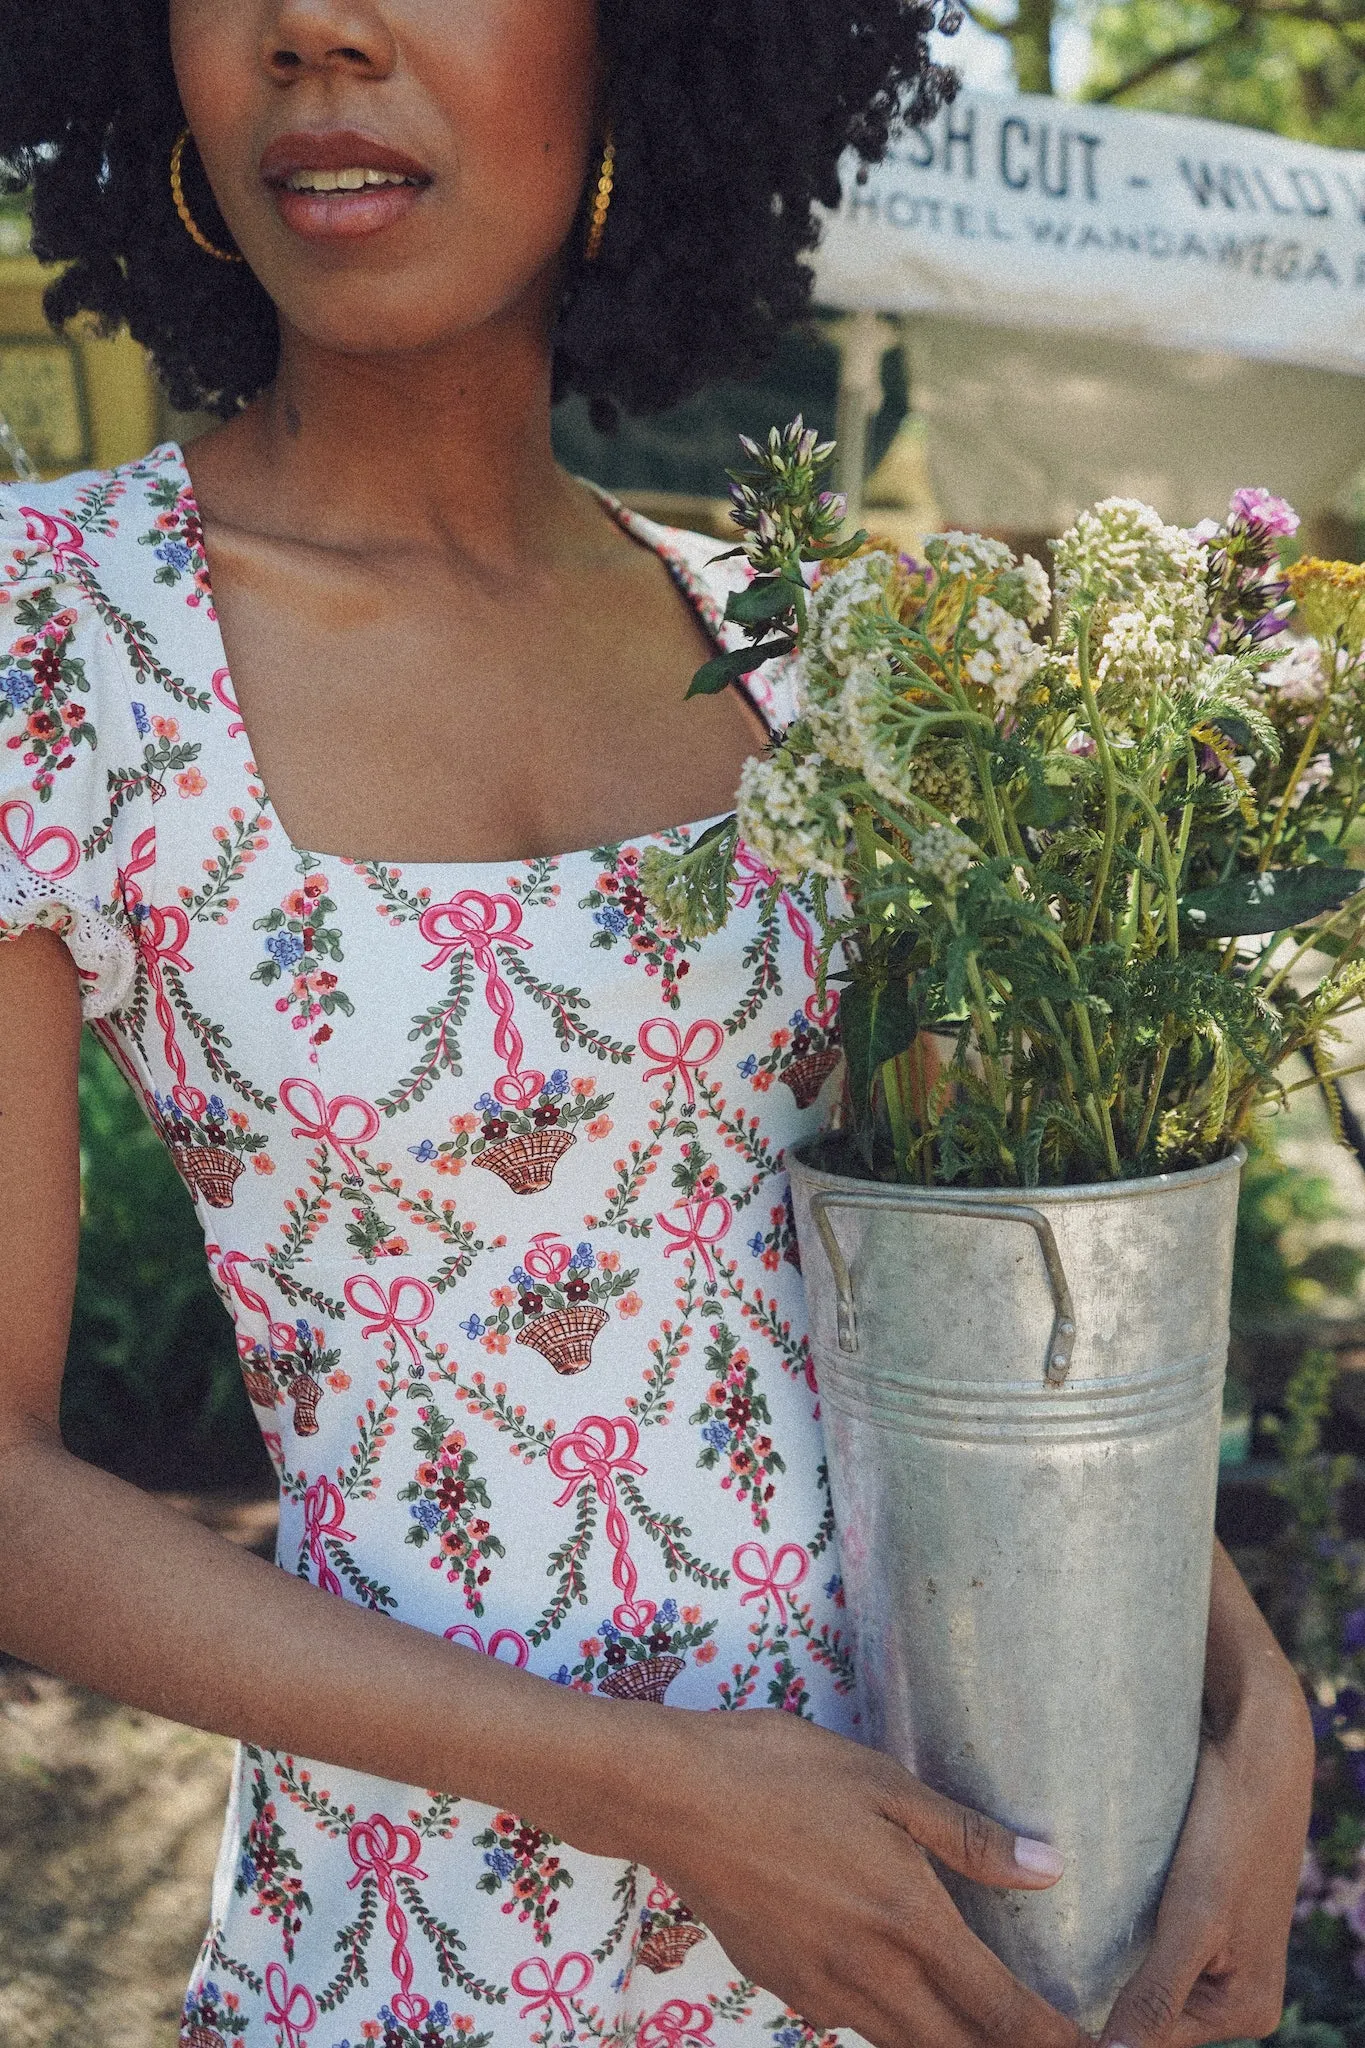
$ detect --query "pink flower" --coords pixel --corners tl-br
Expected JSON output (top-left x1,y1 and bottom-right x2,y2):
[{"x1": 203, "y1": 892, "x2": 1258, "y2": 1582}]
[
  {"x1": 151, "y1": 715, "x2": 179, "y2": 740},
  {"x1": 571, "y1": 1076, "x2": 597, "y2": 1097},
  {"x1": 326, "y1": 1371, "x2": 351, "y2": 1392},
  {"x1": 597, "y1": 1250, "x2": 621, "y2": 1273},
  {"x1": 694, "y1": 1641, "x2": 718, "y2": 1664},
  {"x1": 252, "y1": 1154, "x2": 277, "y2": 1175},
  {"x1": 449, "y1": 1112, "x2": 480, "y2": 1135},
  {"x1": 175, "y1": 767, "x2": 207, "y2": 798},
  {"x1": 491, "y1": 1286, "x2": 516, "y2": 1307},
  {"x1": 586, "y1": 1115, "x2": 613, "y2": 1140},
  {"x1": 1230, "y1": 485, "x2": 1300, "y2": 538},
  {"x1": 482, "y1": 1331, "x2": 510, "y2": 1356},
  {"x1": 618, "y1": 1291, "x2": 643, "y2": 1319}
]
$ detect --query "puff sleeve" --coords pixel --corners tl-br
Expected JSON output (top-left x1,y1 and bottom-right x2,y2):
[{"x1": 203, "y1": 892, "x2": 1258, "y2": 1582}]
[{"x1": 0, "y1": 487, "x2": 139, "y2": 1018}]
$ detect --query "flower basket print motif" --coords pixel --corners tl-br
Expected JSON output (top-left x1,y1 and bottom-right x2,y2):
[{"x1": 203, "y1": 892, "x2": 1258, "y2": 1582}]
[
  {"x1": 152, "y1": 1088, "x2": 268, "y2": 1209},
  {"x1": 462, "y1": 1234, "x2": 639, "y2": 1376},
  {"x1": 692, "y1": 1323, "x2": 786, "y2": 1531},
  {"x1": 636, "y1": 1878, "x2": 708, "y2": 1975},
  {"x1": 179, "y1": 1980, "x2": 249, "y2": 2046},
  {"x1": 410, "y1": 1069, "x2": 615, "y2": 1196},
  {"x1": 738, "y1": 1010, "x2": 842, "y2": 1112},
  {"x1": 560, "y1": 1597, "x2": 718, "y2": 1705}
]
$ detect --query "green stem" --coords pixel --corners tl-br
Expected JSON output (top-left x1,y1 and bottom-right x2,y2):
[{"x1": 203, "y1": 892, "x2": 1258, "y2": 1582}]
[
  {"x1": 1134, "y1": 1043, "x2": 1172, "y2": 1158},
  {"x1": 1072, "y1": 999, "x2": 1121, "y2": 1177},
  {"x1": 1260, "y1": 709, "x2": 1326, "y2": 873},
  {"x1": 1077, "y1": 620, "x2": 1121, "y2": 946}
]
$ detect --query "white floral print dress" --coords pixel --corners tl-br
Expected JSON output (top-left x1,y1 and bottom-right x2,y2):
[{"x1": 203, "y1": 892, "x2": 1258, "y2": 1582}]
[{"x1": 0, "y1": 447, "x2": 854, "y2": 2048}]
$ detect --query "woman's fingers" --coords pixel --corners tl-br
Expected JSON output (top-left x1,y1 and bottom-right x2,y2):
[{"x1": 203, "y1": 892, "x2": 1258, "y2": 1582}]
[{"x1": 886, "y1": 1770, "x2": 1067, "y2": 1891}]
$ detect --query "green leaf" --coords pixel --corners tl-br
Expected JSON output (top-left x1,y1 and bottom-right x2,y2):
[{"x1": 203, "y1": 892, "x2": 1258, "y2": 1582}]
[
  {"x1": 686, "y1": 638, "x2": 791, "y2": 699},
  {"x1": 724, "y1": 576, "x2": 801, "y2": 628},
  {"x1": 1013, "y1": 779, "x2": 1073, "y2": 829},
  {"x1": 1179, "y1": 865, "x2": 1365, "y2": 938},
  {"x1": 840, "y1": 971, "x2": 914, "y2": 1130}
]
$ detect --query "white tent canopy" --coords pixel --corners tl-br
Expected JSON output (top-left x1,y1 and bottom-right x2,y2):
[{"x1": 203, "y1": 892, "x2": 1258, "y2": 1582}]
[{"x1": 813, "y1": 92, "x2": 1365, "y2": 532}]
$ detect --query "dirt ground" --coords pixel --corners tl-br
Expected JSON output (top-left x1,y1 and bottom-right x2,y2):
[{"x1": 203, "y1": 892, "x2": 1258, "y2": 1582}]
[{"x1": 0, "y1": 1492, "x2": 278, "y2": 2048}]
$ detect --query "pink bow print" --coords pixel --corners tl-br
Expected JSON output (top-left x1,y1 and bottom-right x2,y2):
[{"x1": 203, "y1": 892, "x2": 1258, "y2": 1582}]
[
  {"x1": 209, "y1": 1245, "x2": 299, "y2": 1354},
  {"x1": 733, "y1": 847, "x2": 840, "y2": 1028},
  {"x1": 638, "y1": 1017, "x2": 724, "y2": 1108},
  {"x1": 347, "y1": 1814, "x2": 431, "y2": 2029},
  {"x1": 523, "y1": 1232, "x2": 574, "y2": 1287},
  {"x1": 281, "y1": 1076, "x2": 380, "y2": 1182},
  {"x1": 549, "y1": 1415, "x2": 654, "y2": 1637},
  {"x1": 657, "y1": 1190, "x2": 734, "y2": 1286},
  {"x1": 0, "y1": 799, "x2": 80, "y2": 880},
  {"x1": 19, "y1": 506, "x2": 96, "y2": 575},
  {"x1": 511, "y1": 1952, "x2": 594, "y2": 2031},
  {"x1": 344, "y1": 1272, "x2": 435, "y2": 1370},
  {"x1": 733, "y1": 1541, "x2": 810, "y2": 1622},
  {"x1": 303, "y1": 1477, "x2": 353, "y2": 1599},
  {"x1": 418, "y1": 889, "x2": 544, "y2": 1109},
  {"x1": 639, "y1": 2000, "x2": 716, "y2": 2048},
  {"x1": 211, "y1": 667, "x2": 245, "y2": 738},
  {"x1": 444, "y1": 1624, "x2": 531, "y2": 1667},
  {"x1": 263, "y1": 1962, "x2": 317, "y2": 2048},
  {"x1": 119, "y1": 826, "x2": 200, "y2": 1094}
]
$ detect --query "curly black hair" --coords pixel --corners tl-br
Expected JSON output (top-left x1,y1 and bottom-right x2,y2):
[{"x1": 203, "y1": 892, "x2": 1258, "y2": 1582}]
[{"x1": 0, "y1": 0, "x2": 957, "y2": 426}]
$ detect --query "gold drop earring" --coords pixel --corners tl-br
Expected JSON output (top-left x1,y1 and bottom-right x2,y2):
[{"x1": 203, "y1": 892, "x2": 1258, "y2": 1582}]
[
  {"x1": 584, "y1": 130, "x2": 616, "y2": 264},
  {"x1": 170, "y1": 128, "x2": 246, "y2": 265}
]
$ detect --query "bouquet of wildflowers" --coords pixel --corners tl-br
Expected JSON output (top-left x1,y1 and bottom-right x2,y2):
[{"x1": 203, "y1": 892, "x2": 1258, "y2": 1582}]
[{"x1": 643, "y1": 424, "x2": 1365, "y2": 1187}]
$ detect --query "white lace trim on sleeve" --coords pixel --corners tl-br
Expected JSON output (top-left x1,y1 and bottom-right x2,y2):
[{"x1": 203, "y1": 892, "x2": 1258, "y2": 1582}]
[{"x1": 0, "y1": 846, "x2": 136, "y2": 1019}]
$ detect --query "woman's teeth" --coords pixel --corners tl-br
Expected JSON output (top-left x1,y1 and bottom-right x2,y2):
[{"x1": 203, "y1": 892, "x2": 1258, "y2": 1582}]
[{"x1": 285, "y1": 168, "x2": 418, "y2": 192}]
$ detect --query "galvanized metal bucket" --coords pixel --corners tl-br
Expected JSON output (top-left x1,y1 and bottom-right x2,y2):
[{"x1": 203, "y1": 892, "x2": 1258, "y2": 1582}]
[{"x1": 788, "y1": 1141, "x2": 1243, "y2": 2033}]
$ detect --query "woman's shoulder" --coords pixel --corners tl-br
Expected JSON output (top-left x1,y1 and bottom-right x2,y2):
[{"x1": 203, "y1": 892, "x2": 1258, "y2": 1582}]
[
  {"x1": 0, "y1": 442, "x2": 204, "y2": 607},
  {"x1": 603, "y1": 496, "x2": 797, "y2": 733}
]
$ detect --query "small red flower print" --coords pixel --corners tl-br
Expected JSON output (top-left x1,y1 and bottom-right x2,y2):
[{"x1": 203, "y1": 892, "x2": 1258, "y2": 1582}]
[
  {"x1": 252, "y1": 1153, "x2": 277, "y2": 1174},
  {"x1": 26, "y1": 710, "x2": 58, "y2": 740},
  {"x1": 586, "y1": 1114, "x2": 613, "y2": 1140},
  {"x1": 60, "y1": 701, "x2": 86, "y2": 727},
  {"x1": 618, "y1": 1291, "x2": 643, "y2": 1318},
  {"x1": 176, "y1": 766, "x2": 207, "y2": 798},
  {"x1": 151, "y1": 714, "x2": 179, "y2": 739},
  {"x1": 326, "y1": 1371, "x2": 351, "y2": 1392},
  {"x1": 597, "y1": 1251, "x2": 621, "y2": 1273},
  {"x1": 695, "y1": 1641, "x2": 718, "y2": 1664},
  {"x1": 449, "y1": 1112, "x2": 480, "y2": 1135}
]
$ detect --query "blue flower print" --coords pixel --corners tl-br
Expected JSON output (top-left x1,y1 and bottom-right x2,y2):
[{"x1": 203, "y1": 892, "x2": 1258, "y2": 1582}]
[
  {"x1": 483, "y1": 1846, "x2": 516, "y2": 1881},
  {"x1": 704, "y1": 1420, "x2": 732, "y2": 1453},
  {"x1": 475, "y1": 1093, "x2": 498, "y2": 1113},
  {"x1": 748, "y1": 1232, "x2": 765, "y2": 1257},
  {"x1": 460, "y1": 1314, "x2": 484, "y2": 1340},
  {"x1": 594, "y1": 905, "x2": 627, "y2": 936},
  {"x1": 573, "y1": 1242, "x2": 595, "y2": 1273},
  {"x1": 408, "y1": 1139, "x2": 437, "y2": 1163},
  {"x1": 824, "y1": 1573, "x2": 843, "y2": 1600},
  {"x1": 0, "y1": 667, "x2": 33, "y2": 709},
  {"x1": 545, "y1": 1069, "x2": 569, "y2": 1099},
  {"x1": 155, "y1": 539, "x2": 192, "y2": 572},
  {"x1": 237, "y1": 1852, "x2": 257, "y2": 1888},
  {"x1": 131, "y1": 699, "x2": 151, "y2": 737},
  {"x1": 659, "y1": 1598, "x2": 679, "y2": 1626},
  {"x1": 411, "y1": 1500, "x2": 441, "y2": 1533},
  {"x1": 551, "y1": 1664, "x2": 571, "y2": 1686},
  {"x1": 207, "y1": 1094, "x2": 227, "y2": 1121},
  {"x1": 266, "y1": 930, "x2": 305, "y2": 970},
  {"x1": 431, "y1": 2005, "x2": 451, "y2": 2030},
  {"x1": 738, "y1": 1054, "x2": 759, "y2": 1078}
]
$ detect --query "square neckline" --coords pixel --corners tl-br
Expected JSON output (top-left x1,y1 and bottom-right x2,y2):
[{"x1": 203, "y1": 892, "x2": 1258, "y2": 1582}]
[{"x1": 165, "y1": 441, "x2": 768, "y2": 879}]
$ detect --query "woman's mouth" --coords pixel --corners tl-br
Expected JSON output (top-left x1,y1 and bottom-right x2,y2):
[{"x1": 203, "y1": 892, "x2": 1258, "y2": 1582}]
[{"x1": 261, "y1": 132, "x2": 433, "y2": 242}]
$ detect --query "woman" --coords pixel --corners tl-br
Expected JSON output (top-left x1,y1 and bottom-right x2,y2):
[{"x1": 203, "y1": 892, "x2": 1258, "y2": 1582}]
[{"x1": 0, "y1": 6, "x2": 1312, "y2": 2046}]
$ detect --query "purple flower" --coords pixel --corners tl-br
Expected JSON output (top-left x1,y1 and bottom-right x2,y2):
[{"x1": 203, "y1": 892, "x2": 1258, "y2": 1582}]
[{"x1": 1230, "y1": 486, "x2": 1300, "y2": 538}]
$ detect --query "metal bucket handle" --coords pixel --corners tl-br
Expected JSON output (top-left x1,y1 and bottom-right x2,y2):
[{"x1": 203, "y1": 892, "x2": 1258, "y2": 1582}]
[{"x1": 807, "y1": 1187, "x2": 1078, "y2": 1387}]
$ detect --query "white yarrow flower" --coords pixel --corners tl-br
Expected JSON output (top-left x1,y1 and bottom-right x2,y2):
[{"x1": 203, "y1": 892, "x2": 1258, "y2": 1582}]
[{"x1": 737, "y1": 753, "x2": 850, "y2": 884}]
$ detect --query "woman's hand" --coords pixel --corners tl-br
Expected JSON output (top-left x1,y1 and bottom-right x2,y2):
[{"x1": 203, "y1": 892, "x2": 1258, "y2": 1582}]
[
  {"x1": 1098, "y1": 1543, "x2": 1315, "y2": 2048},
  {"x1": 609, "y1": 1703, "x2": 1092, "y2": 2048}
]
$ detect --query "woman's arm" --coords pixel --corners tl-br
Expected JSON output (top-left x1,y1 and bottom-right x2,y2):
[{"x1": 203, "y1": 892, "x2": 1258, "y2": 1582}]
[
  {"x1": 1099, "y1": 1541, "x2": 1315, "y2": 2048},
  {"x1": 0, "y1": 930, "x2": 1088, "y2": 2048}
]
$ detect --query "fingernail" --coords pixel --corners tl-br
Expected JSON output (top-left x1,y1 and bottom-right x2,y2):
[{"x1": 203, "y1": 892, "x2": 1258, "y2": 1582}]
[{"x1": 1013, "y1": 1834, "x2": 1065, "y2": 1878}]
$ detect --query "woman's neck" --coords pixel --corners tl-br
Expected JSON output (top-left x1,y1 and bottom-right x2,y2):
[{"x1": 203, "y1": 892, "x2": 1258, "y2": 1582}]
[{"x1": 188, "y1": 294, "x2": 597, "y2": 575}]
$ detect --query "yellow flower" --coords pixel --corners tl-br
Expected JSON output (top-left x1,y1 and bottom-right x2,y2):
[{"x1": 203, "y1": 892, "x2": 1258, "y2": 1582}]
[{"x1": 1286, "y1": 557, "x2": 1365, "y2": 655}]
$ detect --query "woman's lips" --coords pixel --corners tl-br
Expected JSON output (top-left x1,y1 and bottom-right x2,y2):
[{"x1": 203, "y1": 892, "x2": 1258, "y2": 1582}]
[
  {"x1": 260, "y1": 131, "x2": 433, "y2": 242},
  {"x1": 271, "y1": 180, "x2": 427, "y2": 240}
]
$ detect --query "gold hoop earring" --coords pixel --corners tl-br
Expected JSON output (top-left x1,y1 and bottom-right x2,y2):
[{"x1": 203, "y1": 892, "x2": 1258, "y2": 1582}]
[
  {"x1": 170, "y1": 128, "x2": 245, "y2": 265},
  {"x1": 584, "y1": 130, "x2": 616, "y2": 265}
]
